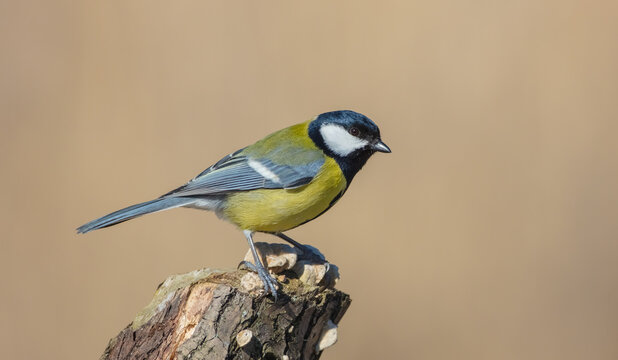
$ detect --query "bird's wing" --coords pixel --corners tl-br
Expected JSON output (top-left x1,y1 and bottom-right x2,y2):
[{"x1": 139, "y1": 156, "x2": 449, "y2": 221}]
[{"x1": 162, "y1": 147, "x2": 325, "y2": 197}]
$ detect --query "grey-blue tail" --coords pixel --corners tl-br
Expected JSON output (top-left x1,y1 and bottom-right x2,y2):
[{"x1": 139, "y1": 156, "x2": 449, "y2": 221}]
[{"x1": 76, "y1": 198, "x2": 194, "y2": 234}]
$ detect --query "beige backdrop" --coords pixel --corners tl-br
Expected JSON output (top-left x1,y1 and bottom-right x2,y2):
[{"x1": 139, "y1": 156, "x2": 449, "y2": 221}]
[{"x1": 2, "y1": 1, "x2": 618, "y2": 359}]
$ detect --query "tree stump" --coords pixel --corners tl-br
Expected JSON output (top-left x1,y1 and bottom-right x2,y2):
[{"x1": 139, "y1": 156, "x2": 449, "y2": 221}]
[{"x1": 100, "y1": 244, "x2": 351, "y2": 360}]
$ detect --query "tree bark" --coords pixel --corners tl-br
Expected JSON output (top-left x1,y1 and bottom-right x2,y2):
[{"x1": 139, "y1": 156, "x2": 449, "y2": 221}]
[{"x1": 99, "y1": 268, "x2": 351, "y2": 360}]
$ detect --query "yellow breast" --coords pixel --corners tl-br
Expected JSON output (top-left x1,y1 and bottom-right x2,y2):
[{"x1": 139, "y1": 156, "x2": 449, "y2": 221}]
[{"x1": 222, "y1": 157, "x2": 347, "y2": 232}]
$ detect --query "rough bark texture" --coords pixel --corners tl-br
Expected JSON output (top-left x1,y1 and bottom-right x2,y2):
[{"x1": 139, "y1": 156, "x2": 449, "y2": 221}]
[{"x1": 100, "y1": 268, "x2": 351, "y2": 360}]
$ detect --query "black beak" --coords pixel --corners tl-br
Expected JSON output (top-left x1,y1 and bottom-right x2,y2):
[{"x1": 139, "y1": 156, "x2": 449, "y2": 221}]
[{"x1": 372, "y1": 140, "x2": 391, "y2": 153}]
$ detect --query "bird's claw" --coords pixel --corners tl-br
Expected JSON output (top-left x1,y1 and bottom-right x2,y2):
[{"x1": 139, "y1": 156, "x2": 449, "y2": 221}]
[
  {"x1": 238, "y1": 261, "x2": 279, "y2": 301},
  {"x1": 296, "y1": 244, "x2": 328, "y2": 265},
  {"x1": 257, "y1": 266, "x2": 279, "y2": 301},
  {"x1": 238, "y1": 260, "x2": 256, "y2": 271}
]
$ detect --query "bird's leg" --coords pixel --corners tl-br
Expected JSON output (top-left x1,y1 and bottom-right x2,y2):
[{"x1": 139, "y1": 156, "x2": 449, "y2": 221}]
[
  {"x1": 243, "y1": 230, "x2": 278, "y2": 300},
  {"x1": 275, "y1": 232, "x2": 328, "y2": 265}
]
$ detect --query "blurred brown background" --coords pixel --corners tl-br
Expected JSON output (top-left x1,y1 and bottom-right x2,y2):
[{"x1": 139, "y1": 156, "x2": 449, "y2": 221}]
[{"x1": 2, "y1": 1, "x2": 618, "y2": 359}]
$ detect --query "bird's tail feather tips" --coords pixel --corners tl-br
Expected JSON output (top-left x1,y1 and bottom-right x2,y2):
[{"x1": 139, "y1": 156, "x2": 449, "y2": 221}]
[{"x1": 76, "y1": 198, "x2": 193, "y2": 234}]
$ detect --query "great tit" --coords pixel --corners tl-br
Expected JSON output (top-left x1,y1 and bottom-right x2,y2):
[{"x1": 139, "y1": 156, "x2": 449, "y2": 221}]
[{"x1": 77, "y1": 110, "x2": 391, "y2": 298}]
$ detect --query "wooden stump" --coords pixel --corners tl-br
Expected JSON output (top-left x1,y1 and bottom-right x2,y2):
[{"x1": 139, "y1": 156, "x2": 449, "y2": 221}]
[{"x1": 100, "y1": 268, "x2": 351, "y2": 360}]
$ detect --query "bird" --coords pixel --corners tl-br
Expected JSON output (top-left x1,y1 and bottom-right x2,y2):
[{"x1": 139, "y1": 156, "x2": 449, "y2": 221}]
[{"x1": 77, "y1": 110, "x2": 391, "y2": 299}]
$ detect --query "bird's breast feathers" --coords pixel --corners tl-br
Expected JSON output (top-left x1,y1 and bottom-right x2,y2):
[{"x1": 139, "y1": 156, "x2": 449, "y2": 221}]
[{"x1": 222, "y1": 156, "x2": 347, "y2": 232}]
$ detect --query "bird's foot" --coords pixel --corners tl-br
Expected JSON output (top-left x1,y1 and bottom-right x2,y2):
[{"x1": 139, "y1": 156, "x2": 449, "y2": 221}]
[
  {"x1": 294, "y1": 244, "x2": 330, "y2": 270},
  {"x1": 274, "y1": 233, "x2": 328, "y2": 267},
  {"x1": 238, "y1": 260, "x2": 279, "y2": 300}
]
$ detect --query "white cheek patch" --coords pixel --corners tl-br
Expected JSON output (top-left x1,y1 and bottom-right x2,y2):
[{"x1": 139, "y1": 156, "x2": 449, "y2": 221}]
[
  {"x1": 248, "y1": 159, "x2": 281, "y2": 183},
  {"x1": 319, "y1": 124, "x2": 369, "y2": 156}
]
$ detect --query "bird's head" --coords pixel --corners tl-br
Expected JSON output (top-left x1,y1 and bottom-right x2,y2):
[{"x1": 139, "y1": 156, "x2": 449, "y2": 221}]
[
  {"x1": 308, "y1": 110, "x2": 390, "y2": 183},
  {"x1": 309, "y1": 110, "x2": 391, "y2": 160}
]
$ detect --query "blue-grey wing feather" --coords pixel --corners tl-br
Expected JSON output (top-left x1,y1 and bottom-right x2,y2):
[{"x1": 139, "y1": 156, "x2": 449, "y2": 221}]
[{"x1": 163, "y1": 150, "x2": 324, "y2": 197}]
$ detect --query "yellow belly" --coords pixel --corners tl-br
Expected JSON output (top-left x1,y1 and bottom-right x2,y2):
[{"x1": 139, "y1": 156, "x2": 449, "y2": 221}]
[{"x1": 222, "y1": 157, "x2": 347, "y2": 232}]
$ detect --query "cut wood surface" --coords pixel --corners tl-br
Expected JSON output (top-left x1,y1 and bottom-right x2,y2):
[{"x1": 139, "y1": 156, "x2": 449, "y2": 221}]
[{"x1": 100, "y1": 243, "x2": 351, "y2": 360}]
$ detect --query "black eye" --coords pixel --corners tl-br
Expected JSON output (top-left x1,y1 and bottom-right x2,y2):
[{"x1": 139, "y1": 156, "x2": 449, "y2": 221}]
[{"x1": 348, "y1": 127, "x2": 360, "y2": 136}]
